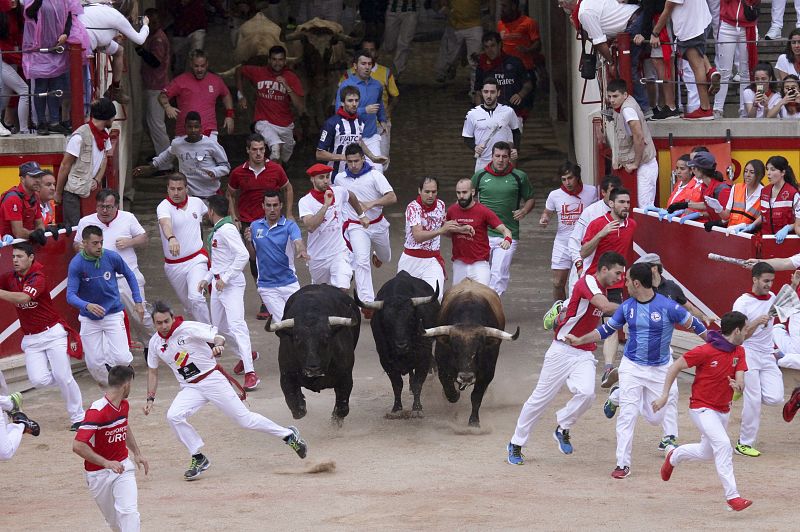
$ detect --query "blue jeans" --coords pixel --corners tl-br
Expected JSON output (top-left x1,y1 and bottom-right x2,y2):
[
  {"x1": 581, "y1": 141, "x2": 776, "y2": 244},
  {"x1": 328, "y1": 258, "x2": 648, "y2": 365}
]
[
  {"x1": 33, "y1": 73, "x2": 68, "y2": 126},
  {"x1": 625, "y1": 11, "x2": 650, "y2": 113}
]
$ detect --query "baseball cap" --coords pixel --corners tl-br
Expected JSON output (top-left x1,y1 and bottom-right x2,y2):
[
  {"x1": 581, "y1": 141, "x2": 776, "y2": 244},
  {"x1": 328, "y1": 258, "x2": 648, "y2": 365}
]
[
  {"x1": 635, "y1": 253, "x2": 661, "y2": 265},
  {"x1": 687, "y1": 152, "x2": 716, "y2": 170},
  {"x1": 19, "y1": 161, "x2": 46, "y2": 178},
  {"x1": 306, "y1": 163, "x2": 333, "y2": 177}
]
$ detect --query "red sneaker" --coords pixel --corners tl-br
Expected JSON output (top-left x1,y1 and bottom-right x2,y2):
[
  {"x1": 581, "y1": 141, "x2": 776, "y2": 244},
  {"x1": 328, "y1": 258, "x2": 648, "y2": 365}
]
[
  {"x1": 726, "y1": 497, "x2": 753, "y2": 512},
  {"x1": 783, "y1": 386, "x2": 800, "y2": 422},
  {"x1": 244, "y1": 371, "x2": 261, "y2": 391},
  {"x1": 611, "y1": 466, "x2": 630, "y2": 479},
  {"x1": 256, "y1": 305, "x2": 271, "y2": 321},
  {"x1": 233, "y1": 351, "x2": 260, "y2": 376},
  {"x1": 683, "y1": 108, "x2": 714, "y2": 120},
  {"x1": 661, "y1": 449, "x2": 675, "y2": 481},
  {"x1": 707, "y1": 67, "x2": 721, "y2": 95}
]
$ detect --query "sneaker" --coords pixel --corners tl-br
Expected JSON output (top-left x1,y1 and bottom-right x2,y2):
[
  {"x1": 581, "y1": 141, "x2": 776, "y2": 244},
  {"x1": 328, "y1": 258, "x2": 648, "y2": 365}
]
[
  {"x1": 713, "y1": 110, "x2": 724, "y2": 119},
  {"x1": 707, "y1": 68, "x2": 721, "y2": 95},
  {"x1": 184, "y1": 454, "x2": 210, "y2": 480},
  {"x1": 0, "y1": 122, "x2": 11, "y2": 137},
  {"x1": 658, "y1": 435, "x2": 677, "y2": 452},
  {"x1": 244, "y1": 371, "x2": 261, "y2": 391},
  {"x1": 70, "y1": 421, "x2": 81, "y2": 432},
  {"x1": 48, "y1": 123, "x2": 69, "y2": 135},
  {"x1": 233, "y1": 351, "x2": 259, "y2": 375},
  {"x1": 8, "y1": 392, "x2": 22, "y2": 413},
  {"x1": 371, "y1": 252, "x2": 383, "y2": 268},
  {"x1": 543, "y1": 300, "x2": 563, "y2": 330},
  {"x1": 732, "y1": 390, "x2": 743, "y2": 402},
  {"x1": 11, "y1": 412, "x2": 40, "y2": 436},
  {"x1": 649, "y1": 106, "x2": 666, "y2": 121},
  {"x1": 660, "y1": 107, "x2": 681, "y2": 120},
  {"x1": 600, "y1": 367, "x2": 618, "y2": 389},
  {"x1": 734, "y1": 441, "x2": 761, "y2": 457},
  {"x1": 507, "y1": 442, "x2": 524, "y2": 465},
  {"x1": 783, "y1": 386, "x2": 800, "y2": 422},
  {"x1": 284, "y1": 426, "x2": 307, "y2": 459},
  {"x1": 683, "y1": 108, "x2": 714, "y2": 120},
  {"x1": 661, "y1": 449, "x2": 675, "y2": 481},
  {"x1": 603, "y1": 385, "x2": 619, "y2": 419},
  {"x1": 765, "y1": 27, "x2": 782, "y2": 40},
  {"x1": 36, "y1": 123, "x2": 49, "y2": 136},
  {"x1": 256, "y1": 304, "x2": 271, "y2": 321},
  {"x1": 553, "y1": 426, "x2": 573, "y2": 455},
  {"x1": 727, "y1": 497, "x2": 753, "y2": 511},
  {"x1": 611, "y1": 465, "x2": 630, "y2": 479}
]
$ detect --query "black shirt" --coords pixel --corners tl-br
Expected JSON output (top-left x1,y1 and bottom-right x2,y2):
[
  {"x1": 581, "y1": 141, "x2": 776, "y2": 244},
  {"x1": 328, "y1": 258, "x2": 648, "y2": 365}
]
[
  {"x1": 474, "y1": 54, "x2": 532, "y2": 112},
  {"x1": 656, "y1": 279, "x2": 688, "y2": 306}
]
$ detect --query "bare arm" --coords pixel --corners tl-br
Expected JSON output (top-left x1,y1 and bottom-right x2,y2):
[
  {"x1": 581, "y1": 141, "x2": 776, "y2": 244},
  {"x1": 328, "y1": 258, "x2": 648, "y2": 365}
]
[
  {"x1": 9, "y1": 220, "x2": 34, "y2": 239},
  {"x1": 73, "y1": 440, "x2": 123, "y2": 472},
  {"x1": 589, "y1": 293, "x2": 619, "y2": 315},
  {"x1": 55, "y1": 153, "x2": 76, "y2": 203},
  {"x1": 226, "y1": 187, "x2": 240, "y2": 223},
  {"x1": 361, "y1": 191, "x2": 397, "y2": 211},
  {"x1": 315, "y1": 149, "x2": 345, "y2": 163},
  {"x1": 652, "y1": 356, "x2": 688, "y2": 411},
  {"x1": 412, "y1": 220, "x2": 461, "y2": 243},
  {"x1": 0, "y1": 289, "x2": 32, "y2": 305},
  {"x1": 281, "y1": 181, "x2": 294, "y2": 220}
]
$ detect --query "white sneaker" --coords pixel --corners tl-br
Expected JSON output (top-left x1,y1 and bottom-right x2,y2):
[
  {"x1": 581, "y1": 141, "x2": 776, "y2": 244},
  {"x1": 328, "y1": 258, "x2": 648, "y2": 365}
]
[
  {"x1": 0, "y1": 123, "x2": 11, "y2": 137},
  {"x1": 766, "y1": 27, "x2": 783, "y2": 40}
]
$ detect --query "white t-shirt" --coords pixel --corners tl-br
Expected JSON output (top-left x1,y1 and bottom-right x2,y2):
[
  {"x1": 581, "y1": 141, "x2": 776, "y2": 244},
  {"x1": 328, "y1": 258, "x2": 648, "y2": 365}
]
[
  {"x1": 724, "y1": 184, "x2": 763, "y2": 212},
  {"x1": 462, "y1": 104, "x2": 520, "y2": 167},
  {"x1": 66, "y1": 132, "x2": 111, "y2": 177},
  {"x1": 670, "y1": 0, "x2": 712, "y2": 42},
  {"x1": 545, "y1": 186, "x2": 599, "y2": 244},
  {"x1": 568, "y1": 198, "x2": 610, "y2": 262},
  {"x1": 152, "y1": 136, "x2": 231, "y2": 197},
  {"x1": 620, "y1": 106, "x2": 639, "y2": 135},
  {"x1": 298, "y1": 186, "x2": 349, "y2": 260},
  {"x1": 147, "y1": 320, "x2": 219, "y2": 385},
  {"x1": 79, "y1": 4, "x2": 149, "y2": 54},
  {"x1": 76, "y1": 211, "x2": 146, "y2": 270},
  {"x1": 780, "y1": 105, "x2": 800, "y2": 119},
  {"x1": 156, "y1": 197, "x2": 208, "y2": 259},
  {"x1": 334, "y1": 168, "x2": 394, "y2": 221},
  {"x1": 732, "y1": 292, "x2": 776, "y2": 365},
  {"x1": 776, "y1": 54, "x2": 799, "y2": 77},
  {"x1": 404, "y1": 198, "x2": 446, "y2": 251},
  {"x1": 578, "y1": 0, "x2": 639, "y2": 45},
  {"x1": 742, "y1": 88, "x2": 782, "y2": 118}
]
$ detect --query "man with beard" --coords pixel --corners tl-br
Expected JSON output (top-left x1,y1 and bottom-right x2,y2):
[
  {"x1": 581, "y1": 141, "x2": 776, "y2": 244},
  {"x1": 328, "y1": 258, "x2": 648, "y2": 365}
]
[
  {"x1": 473, "y1": 32, "x2": 533, "y2": 121},
  {"x1": 446, "y1": 177, "x2": 512, "y2": 286},
  {"x1": 463, "y1": 78, "x2": 521, "y2": 173}
]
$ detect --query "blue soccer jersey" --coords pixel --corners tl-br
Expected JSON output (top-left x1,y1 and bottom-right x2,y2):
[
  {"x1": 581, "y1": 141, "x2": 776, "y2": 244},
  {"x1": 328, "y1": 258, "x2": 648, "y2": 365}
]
[
  {"x1": 317, "y1": 112, "x2": 365, "y2": 176},
  {"x1": 598, "y1": 293, "x2": 691, "y2": 366},
  {"x1": 250, "y1": 217, "x2": 302, "y2": 289}
]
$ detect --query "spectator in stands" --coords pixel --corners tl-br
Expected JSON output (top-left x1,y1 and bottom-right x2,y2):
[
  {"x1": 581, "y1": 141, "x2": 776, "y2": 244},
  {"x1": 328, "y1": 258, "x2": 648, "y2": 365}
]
[
  {"x1": 765, "y1": 0, "x2": 799, "y2": 41},
  {"x1": 383, "y1": 0, "x2": 419, "y2": 78},
  {"x1": 647, "y1": 154, "x2": 702, "y2": 219},
  {"x1": 775, "y1": 29, "x2": 800, "y2": 80},
  {"x1": 498, "y1": 0, "x2": 541, "y2": 100},
  {"x1": 606, "y1": 79, "x2": 658, "y2": 208},
  {"x1": 722, "y1": 159, "x2": 764, "y2": 234},
  {"x1": 0, "y1": 0, "x2": 26, "y2": 134},
  {"x1": 359, "y1": 0, "x2": 387, "y2": 42},
  {"x1": 714, "y1": 0, "x2": 760, "y2": 119},
  {"x1": 769, "y1": 75, "x2": 800, "y2": 119},
  {"x1": 743, "y1": 63, "x2": 782, "y2": 118},
  {"x1": 0, "y1": 161, "x2": 44, "y2": 239},
  {"x1": 39, "y1": 170, "x2": 56, "y2": 226},
  {"x1": 168, "y1": 0, "x2": 225, "y2": 74},
  {"x1": 636, "y1": 0, "x2": 679, "y2": 120},
  {"x1": 473, "y1": 31, "x2": 533, "y2": 121},
  {"x1": 760, "y1": 155, "x2": 800, "y2": 242},
  {"x1": 138, "y1": 8, "x2": 170, "y2": 156},
  {"x1": 669, "y1": 152, "x2": 730, "y2": 223},
  {"x1": 434, "y1": 0, "x2": 483, "y2": 85}
]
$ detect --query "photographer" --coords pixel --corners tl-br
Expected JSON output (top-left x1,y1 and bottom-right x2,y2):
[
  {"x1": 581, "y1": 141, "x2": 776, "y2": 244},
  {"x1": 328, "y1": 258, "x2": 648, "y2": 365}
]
[
  {"x1": 743, "y1": 63, "x2": 782, "y2": 118},
  {"x1": 768, "y1": 75, "x2": 800, "y2": 119}
]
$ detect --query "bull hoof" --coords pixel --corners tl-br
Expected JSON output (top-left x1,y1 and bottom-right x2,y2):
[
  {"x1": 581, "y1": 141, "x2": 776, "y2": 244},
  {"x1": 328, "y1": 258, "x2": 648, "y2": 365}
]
[
  {"x1": 291, "y1": 407, "x2": 307, "y2": 420},
  {"x1": 391, "y1": 402, "x2": 403, "y2": 413},
  {"x1": 385, "y1": 410, "x2": 409, "y2": 419},
  {"x1": 331, "y1": 415, "x2": 344, "y2": 428},
  {"x1": 444, "y1": 389, "x2": 460, "y2": 403},
  {"x1": 468, "y1": 417, "x2": 480, "y2": 428},
  {"x1": 411, "y1": 409, "x2": 424, "y2": 419}
]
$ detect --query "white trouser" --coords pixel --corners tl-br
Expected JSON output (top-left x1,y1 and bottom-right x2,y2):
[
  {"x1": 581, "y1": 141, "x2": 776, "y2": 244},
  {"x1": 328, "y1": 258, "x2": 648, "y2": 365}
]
[
  {"x1": 488, "y1": 236, "x2": 518, "y2": 295},
  {"x1": 257, "y1": 282, "x2": 300, "y2": 322},
  {"x1": 254, "y1": 120, "x2": 296, "y2": 163},
  {"x1": 511, "y1": 341, "x2": 597, "y2": 446},
  {"x1": 85, "y1": 457, "x2": 140, "y2": 532},
  {"x1": 0, "y1": 60, "x2": 30, "y2": 131},
  {"x1": 172, "y1": 29, "x2": 206, "y2": 74},
  {"x1": 769, "y1": 0, "x2": 800, "y2": 32},
  {"x1": 79, "y1": 311, "x2": 133, "y2": 385},
  {"x1": 636, "y1": 157, "x2": 658, "y2": 208},
  {"x1": 435, "y1": 24, "x2": 482, "y2": 79},
  {"x1": 707, "y1": 0, "x2": 721, "y2": 35},
  {"x1": 739, "y1": 352, "x2": 784, "y2": 446},
  {"x1": 609, "y1": 378, "x2": 679, "y2": 438},
  {"x1": 671, "y1": 407, "x2": 739, "y2": 500},
  {"x1": 21, "y1": 325, "x2": 85, "y2": 423},
  {"x1": 167, "y1": 371, "x2": 292, "y2": 455},
  {"x1": 309, "y1": 254, "x2": 352, "y2": 289},
  {"x1": 0, "y1": 370, "x2": 7, "y2": 395},
  {"x1": 615, "y1": 356, "x2": 679, "y2": 468},
  {"x1": 144, "y1": 89, "x2": 170, "y2": 155},
  {"x1": 682, "y1": 59, "x2": 700, "y2": 113},
  {"x1": 397, "y1": 253, "x2": 445, "y2": 301},
  {"x1": 774, "y1": 325, "x2": 800, "y2": 369},
  {"x1": 383, "y1": 10, "x2": 418, "y2": 75},
  {"x1": 117, "y1": 268, "x2": 155, "y2": 341},
  {"x1": 452, "y1": 259, "x2": 490, "y2": 286},
  {"x1": 346, "y1": 219, "x2": 391, "y2": 303},
  {"x1": 714, "y1": 22, "x2": 749, "y2": 115},
  {"x1": 363, "y1": 134, "x2": 384, "y2": 173},
  {"x1": 164, "y1": 257, "x2": 211, "y2": 324},
  {"x1": 0, "y1": 398, "x2": 23, "y2": 461},
  {"x1": 379, "y1": 121, "x2": 391, "y2": 171},
  {"x1": 210, "y1": 276, "x2": 253, "y2": 374}
]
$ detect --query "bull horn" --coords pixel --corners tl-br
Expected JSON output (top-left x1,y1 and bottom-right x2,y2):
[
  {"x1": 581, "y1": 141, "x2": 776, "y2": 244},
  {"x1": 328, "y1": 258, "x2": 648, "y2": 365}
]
[
  {"x1": 329, "y1": 316, "x2": 357, "y2": 327},
  {"x1": 423, "y1": 325, "x2": 453, "y2": 338},
  {"x1": 267, "y1": 318, "x2": 295, "y2": 332},
  {"x1": 410, "y1": 295, "x2": 434, "y2": 307},
  {"x1": 353, "y1": 290, "x2": 383, "y2": 310},
  {"x1": 483, "y1": 326, "x2": 520, "y2": 341}
]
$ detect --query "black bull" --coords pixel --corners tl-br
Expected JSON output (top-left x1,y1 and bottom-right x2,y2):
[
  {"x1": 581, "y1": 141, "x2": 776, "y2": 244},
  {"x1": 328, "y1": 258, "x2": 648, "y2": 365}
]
[
  {"x1": 424, "y1": 279, "x2": 520, "y2": 427},
  {"x1": 266, "y1": 284, "x2": 360, "y2": 424},
  {"x1": 355, "y1": 271, "x2": 440, "y2": 417}
]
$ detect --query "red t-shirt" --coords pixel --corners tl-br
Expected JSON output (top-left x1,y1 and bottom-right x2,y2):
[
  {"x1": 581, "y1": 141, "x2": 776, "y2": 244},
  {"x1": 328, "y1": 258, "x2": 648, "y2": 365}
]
[
  {"x1": 582, "y1": 213, "x2": 637, "y2": 289},
  {"x1": 446, "y1": 202, "x2": 503, "y2": 264},
  {"x1": 163, "y1": 71, "x2": 230, "y2": 135},
  {"x1": 228, "y1": 161, "x2": 289, "y2": 222},
  {"x1": 0, "y1": 185, "x2": 42, "y2": 236},
  {"x1": 0, "y1": 262, "x2": 59, "y2": 334},
  {"x1": 555, "y1": 274, "x2": 606, "y2": 350},
  {"x1": 240, "y1": 65, "x2": 304, "y2": 127},
  {"x1": 684, "y1": 342, "x2": 748, "y2": 413},
  {"x1": 75, "y1": 396, "x2": 130, "y2": 472}
]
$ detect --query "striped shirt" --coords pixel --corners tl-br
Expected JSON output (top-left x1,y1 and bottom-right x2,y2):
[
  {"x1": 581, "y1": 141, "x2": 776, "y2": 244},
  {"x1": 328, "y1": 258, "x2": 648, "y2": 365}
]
[
  {"x1": 556, "y1": 274, "x2": 605, "y2": 350},
  {"x1": 388, "y1": 0, "x2": 417, "y2": 12},
  {"x1": 318, "y1": 112, "x2": 365, "y2": 175},
  {"x1": 75, "y1": 396, "x2": 129, "y2": 472}
]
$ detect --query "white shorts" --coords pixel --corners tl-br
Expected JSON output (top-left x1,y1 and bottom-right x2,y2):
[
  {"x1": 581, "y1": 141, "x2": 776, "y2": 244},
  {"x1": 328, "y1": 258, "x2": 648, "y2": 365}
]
[
  {"x1": 309, "y1": 255, "x2": 352, "y2": 289},
  {"x1": 551, "y1": 240, "x2": 572, "y2": 270},
  {"x1": 254, "y1": 120, "x2": 296, "y2": 162},
  {"x1": 257, "y1": 282, "x2": 300, "y2": 322},
  {"x1": 452, "y1": 259, "x2": 490, "y2": 286},
  {"x1": 397, "y1": 252, "x2": 445, "y2": 299}
]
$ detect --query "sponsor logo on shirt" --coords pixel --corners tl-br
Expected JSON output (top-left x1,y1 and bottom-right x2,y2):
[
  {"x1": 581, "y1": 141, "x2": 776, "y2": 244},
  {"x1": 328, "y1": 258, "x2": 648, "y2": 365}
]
[
  {"x1": 710, "y1": 360, "x2": 718, "y2": 368},
  {"x1": 650, "y1": 311, "x2": 662, "y2": 322},
  {"x1": 208, "y1": 85, "x2": 215, "y2": 93},
  {"x1": 560, "y1": 203, "x2": 584, "y2": 226}
]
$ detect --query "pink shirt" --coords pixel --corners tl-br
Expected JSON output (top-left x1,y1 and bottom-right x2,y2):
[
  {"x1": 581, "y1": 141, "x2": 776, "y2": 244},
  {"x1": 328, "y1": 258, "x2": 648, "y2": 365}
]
[
  {"x1": 142, "y1": 29, "x2": 170, "y2": 90},
  {"x1": 163, "y1": 71, "x2": 230, "y2": 135}
]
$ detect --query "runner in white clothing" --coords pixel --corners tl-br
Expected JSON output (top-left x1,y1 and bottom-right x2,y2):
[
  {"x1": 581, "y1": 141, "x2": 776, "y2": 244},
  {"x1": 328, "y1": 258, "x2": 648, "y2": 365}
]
[
  {"x1": 334, "y1": 144, "x2": 396, "y2": 310},
  {"x1": 0, "y1": 392, "x2": 39, "y2": 461},
  {"x1": 155, "y1": 174, "x2": 211, "y2": 324},
  {"x1": 144, "y1": 302, "x2": 307, "y2": 481},
  {"x1": 298, "y1": 164, "x2": 368, "y2": 289},
  {"x1": 462, "y1": 78, "x2": 521, "y2": 172}
]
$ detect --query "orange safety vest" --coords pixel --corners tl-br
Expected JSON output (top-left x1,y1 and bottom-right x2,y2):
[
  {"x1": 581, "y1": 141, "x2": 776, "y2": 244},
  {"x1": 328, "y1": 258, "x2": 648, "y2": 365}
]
[{"x1": 728, "y1": 183, "x2": 761, "y2": 226}]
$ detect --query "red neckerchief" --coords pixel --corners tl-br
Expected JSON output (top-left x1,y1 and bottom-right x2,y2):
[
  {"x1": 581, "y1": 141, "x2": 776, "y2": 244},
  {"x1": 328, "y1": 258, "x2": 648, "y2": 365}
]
[
  {"x1": 309, "y1": 187, "x2": 333, "y2": 205},
  {"x1": 561, "y1": 182, "x2": 584, "y2": 197},
  {"x1": 167, "y1": 195, "x2": 188, "y2": 209},
  {"x1": 484, "y1": 162, "x2": 514, "y2": 177},
  {"x1": 748, "y1": 292, "x2": 771, "y2": 301},
  {"x1": 336, "y1": 107, "x2": 358, "y2": 120},
  {"x1": 478, "y1": 52, "x2": 505, "y2": 71},
  {"x1": 416, "y1": 195, "x2": 437, "y2": 213},
  {"x1": 88, "y1": 120, "x2": 109, "y2": 151},
  {"x1": 99, "y1": 211, "x2": 119, "y2": 226},
  {"x1": 569, "y1": 0, "x2": 582, "y2": 30},
  {"x1": 158, "y1": 316, "x2": 185, "y2": 341}
]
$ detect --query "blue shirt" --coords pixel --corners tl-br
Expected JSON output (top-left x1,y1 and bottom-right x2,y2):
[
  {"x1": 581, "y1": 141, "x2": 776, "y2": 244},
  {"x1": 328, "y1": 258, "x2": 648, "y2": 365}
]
[
  {"x1": 335, "y1": 75, "x2": 386, "y2": 137},
  {"x1": 67, "y1": 250, "x2": 142, "y2": 320},
  {"x1": 317, "y1": 112, "x2": 365, "y2": 175},
  {"x1": 250, "y1": 217, "x2": 301, "y2": 288},
  {"x1": 598, "y1": 293, "x2": 690, "y2": 366}
]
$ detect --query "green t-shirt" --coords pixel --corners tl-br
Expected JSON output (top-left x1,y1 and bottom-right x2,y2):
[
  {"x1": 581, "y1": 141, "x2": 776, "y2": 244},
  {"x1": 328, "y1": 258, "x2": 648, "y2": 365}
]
[{"x1": 471, "y1": 168, "x2": 533, "y2": 240}]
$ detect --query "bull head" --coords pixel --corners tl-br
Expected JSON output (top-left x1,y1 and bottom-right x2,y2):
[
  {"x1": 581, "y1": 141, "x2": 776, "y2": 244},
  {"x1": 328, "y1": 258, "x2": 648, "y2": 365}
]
[
  {"x1": 266, "y1": 316, "x2": 355, "y2": 332},
  {"x1": 423, "y1": 325, "x2": 519, "y2": 341},
  {"x1": 354, "y1": 281, "x2": 439, "y2": 310}
]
